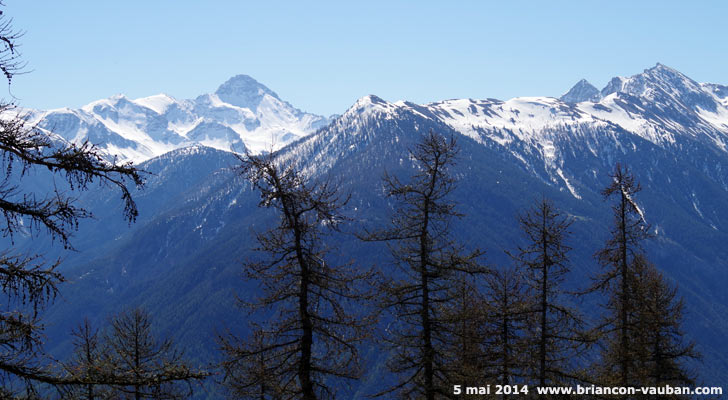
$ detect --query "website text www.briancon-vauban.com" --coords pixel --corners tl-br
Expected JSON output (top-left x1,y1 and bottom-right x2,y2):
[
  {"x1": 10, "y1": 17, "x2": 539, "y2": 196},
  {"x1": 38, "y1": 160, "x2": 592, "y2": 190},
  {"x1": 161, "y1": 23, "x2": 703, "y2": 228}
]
[{"x1": 452, "y1": 384, "x2": 723, "y2": 396}]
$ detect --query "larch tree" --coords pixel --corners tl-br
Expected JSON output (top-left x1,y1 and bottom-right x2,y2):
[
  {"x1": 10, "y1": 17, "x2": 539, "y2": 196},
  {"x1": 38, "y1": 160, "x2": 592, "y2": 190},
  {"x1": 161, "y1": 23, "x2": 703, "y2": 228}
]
[
  {"x1": 512, "y1": 198, "x2": 589, "y2": 389},
  {"x1": 102, "y1": 308, "x2": 203, "y2": 400},
  {"x1": 362, "y1": 131, "x2": 486, "y2": 400},
  {"x1": 482, "y1": 266, "x2": 530, "y2": 394},
  {"x1": 220, "y1": 151, "x2": 373, "y2": 399},
  {"x1": 633, "y1": 257, "x2": 699, "y2": 389},
  {"x1": 61, "y1": 319, "x2": 110, "y2": 400},
  {"x1": 0, "y1": 4, "x2": 145, "y2": 396},
  {"x1": 60, "y1": 311, "x2": 206, "y2": 400},
  {"x1": 220, "y1": 329, "x2": 283, "y2": 400},
  {"x1": 589, "y1": 163, "x2": 651, "y2": 388},
  {"x1": 441, "y1": 277, "x2": 488, "y2": 392}
]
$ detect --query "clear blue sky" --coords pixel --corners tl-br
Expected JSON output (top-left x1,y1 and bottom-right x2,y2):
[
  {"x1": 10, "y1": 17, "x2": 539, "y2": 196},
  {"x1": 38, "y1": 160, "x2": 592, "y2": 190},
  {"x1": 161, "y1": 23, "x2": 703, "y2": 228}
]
[{"x1": 3, "y1": 1, "x2": 727, "y2": 116}]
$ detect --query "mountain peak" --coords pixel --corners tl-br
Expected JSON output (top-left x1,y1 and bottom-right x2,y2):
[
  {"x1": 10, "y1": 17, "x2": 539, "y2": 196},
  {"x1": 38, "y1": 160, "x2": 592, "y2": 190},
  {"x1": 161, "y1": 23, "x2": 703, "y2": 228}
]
[
  {"x1": 649, "y1": 62, "x2": 678, "y2": 73},
  {"x1": 347, "y1": 95, "x2": 396, "y2": 114},
  {"x1": 357, "y1": 94, "x2": 388, "y2": 105},
  {"x1": 560, "y1": 79, "x2": 600, "y2": 103},
  {"x1": 641, "y1": 62, "x2": 691, "y2": 83},
  {"x1": 214, "y1": 74, "x2": 280, "y2": 109},
  {"x1": 335, "y1": 95, "x2": 398, "y2": 126},
  {"x1": 81, "y1": 93, "x2": 131, "y2": 112},
  {"x1": 599, "y1": 63, "x2": 716, "y2": 109}
]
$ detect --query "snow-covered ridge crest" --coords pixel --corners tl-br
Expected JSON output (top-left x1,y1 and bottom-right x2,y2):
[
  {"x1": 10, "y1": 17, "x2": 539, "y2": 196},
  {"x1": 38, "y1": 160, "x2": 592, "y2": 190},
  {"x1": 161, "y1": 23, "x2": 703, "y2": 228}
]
[
  {"x1": 309, "y1": 64, "x2": 728, "y2": 200},
  {"x1": 324, "y1": 64, "x2": 728, "y2": 159},
  {"x1": 20, "y1": 64, "x2": 728, "y2": 174},
  {"x1": 24, "y1": 75, "x2": 330, "y2": 163},
  {"x1": 436, "y1": 65, "x2": 726, "y2": 149}
]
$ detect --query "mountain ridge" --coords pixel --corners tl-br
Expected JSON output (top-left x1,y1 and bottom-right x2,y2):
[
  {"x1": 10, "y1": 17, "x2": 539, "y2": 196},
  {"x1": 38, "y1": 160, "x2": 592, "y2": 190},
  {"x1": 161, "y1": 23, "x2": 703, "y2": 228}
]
[
  {"x1": 25, "y1": 75, "x2": 330, "y2": 163},
  {"x1": 24, "y1": 64, "x2": 728, "y2": 396},
  {"x1": 21, "y1": 63, "x2": 728, "y2": 168},
  {"x1": 322, "y1": 64, "x2": 728, "y2": 206}
]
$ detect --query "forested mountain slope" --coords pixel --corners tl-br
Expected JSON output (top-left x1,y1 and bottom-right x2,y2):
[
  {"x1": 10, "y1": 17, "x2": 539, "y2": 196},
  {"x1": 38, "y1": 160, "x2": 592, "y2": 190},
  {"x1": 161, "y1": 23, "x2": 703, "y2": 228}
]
[{"x1": 28, "y1": 65, "x2": 728, "y2": 393}]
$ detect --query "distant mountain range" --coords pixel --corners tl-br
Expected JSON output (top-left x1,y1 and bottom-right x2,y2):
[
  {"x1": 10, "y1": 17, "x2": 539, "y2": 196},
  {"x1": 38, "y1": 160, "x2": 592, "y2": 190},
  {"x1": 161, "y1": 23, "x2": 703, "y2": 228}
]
[
  {"x1": 26, "y1": 75, "x2": 331, "y2": 162},
  {"x1": 27, "y1": 63, "x2": 728, "y2": 166},
  {"x1": 17, "y1": 64, "x2": 728, "y2": 397}
]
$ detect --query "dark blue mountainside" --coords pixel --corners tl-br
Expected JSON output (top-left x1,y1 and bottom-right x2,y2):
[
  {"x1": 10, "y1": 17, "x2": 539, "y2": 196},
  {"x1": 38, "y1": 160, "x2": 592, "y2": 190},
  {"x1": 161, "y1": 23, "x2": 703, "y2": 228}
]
[{"x1": 14, "y1": 65, "x2": 728, "y2": 396}]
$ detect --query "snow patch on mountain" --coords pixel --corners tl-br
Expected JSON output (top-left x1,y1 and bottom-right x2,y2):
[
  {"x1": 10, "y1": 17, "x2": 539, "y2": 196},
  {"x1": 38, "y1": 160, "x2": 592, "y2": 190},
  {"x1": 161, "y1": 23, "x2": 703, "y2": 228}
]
[
  {"x1": 133, "y1": 94, "x2": 177, "y2": 115},
  {"x1": 556, "y1": 168, "x2": 581, "y2": 199}
]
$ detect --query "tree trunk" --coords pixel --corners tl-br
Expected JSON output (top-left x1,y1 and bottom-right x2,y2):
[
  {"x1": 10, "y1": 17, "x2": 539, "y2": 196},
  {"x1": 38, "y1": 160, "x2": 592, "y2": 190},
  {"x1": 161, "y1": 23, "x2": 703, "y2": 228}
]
[
  {"x1": 620, "y1": 191, "x2": 629, "y2": 386},
  {"x1": 540, "y1": 209, "x2": 548, "y2": 388}
]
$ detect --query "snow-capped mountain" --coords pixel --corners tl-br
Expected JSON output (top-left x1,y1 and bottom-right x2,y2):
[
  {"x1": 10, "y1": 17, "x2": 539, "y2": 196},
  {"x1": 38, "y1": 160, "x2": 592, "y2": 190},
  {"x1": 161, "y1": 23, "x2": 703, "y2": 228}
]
[
  {"x1": 26, "y1": 75, "x2": 330, "y2": 162},
  {"x1": 427, "y1": 63, "x2": 725, "y2": 152},
  {"x1": 29, "y1": 64, "x2": 728, "y2": 390},
  {"x1": 248, "y1": 65, "x2": 728, "y2": 385},
  {"x1": 306, "y1": 64, "x2": 728, "y2": 200}
]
